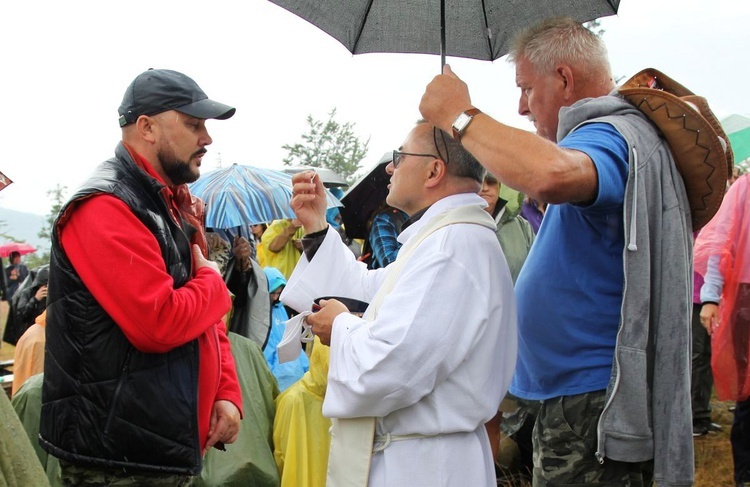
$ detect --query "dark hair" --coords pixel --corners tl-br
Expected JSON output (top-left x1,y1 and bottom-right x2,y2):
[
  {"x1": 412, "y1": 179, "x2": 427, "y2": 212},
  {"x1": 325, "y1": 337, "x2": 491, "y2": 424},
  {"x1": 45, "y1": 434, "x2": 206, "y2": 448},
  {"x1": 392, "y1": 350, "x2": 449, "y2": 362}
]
[
  {"x1": 417, "y1": 121, "x2": 486, "y2": 183},
  {"x1": 9, "y1": 251, "x2": 20, "y2": 260}
]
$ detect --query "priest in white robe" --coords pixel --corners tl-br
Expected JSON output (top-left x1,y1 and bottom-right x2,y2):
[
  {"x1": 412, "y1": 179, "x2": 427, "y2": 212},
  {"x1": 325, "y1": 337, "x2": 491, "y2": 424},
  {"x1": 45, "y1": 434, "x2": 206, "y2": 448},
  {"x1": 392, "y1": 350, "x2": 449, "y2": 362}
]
[{"x1": 281, "y1": 121, "x2": 517, "y2": 487}]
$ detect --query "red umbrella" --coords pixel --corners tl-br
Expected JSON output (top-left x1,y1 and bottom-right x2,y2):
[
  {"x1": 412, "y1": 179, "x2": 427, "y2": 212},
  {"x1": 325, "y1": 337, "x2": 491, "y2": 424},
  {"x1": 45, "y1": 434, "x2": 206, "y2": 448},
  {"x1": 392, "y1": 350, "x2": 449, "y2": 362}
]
[{"x1": 0, "y1": 242, "x2": 36, "y2": 258}]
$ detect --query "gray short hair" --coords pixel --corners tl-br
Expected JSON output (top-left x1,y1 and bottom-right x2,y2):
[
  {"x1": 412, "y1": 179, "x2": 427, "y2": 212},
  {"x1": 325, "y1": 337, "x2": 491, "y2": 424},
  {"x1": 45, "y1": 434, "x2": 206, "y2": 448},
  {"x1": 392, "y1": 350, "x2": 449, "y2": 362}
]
[{"x1": 508, "y1": 17, "x2": 611, "y2": 76}]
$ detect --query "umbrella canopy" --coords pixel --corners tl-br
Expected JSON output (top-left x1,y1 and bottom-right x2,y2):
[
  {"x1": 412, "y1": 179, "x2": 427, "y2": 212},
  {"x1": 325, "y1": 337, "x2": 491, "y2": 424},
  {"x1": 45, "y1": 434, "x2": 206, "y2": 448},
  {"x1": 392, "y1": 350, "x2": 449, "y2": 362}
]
[
  {"x1": 722, "y1": 114, "x2": 750, "y2": 168},
  {"x1": 189, "y1": 163, "x2": 342, "y2": 229},
  {"x1": 0, "y1": 242, "x2": 36, "y2": 258},
  {"x1": 268, "y1": 0, "x2": 620, "y2": 67},
  {"x1": 339, "y1": 152, "x2": 393, "y2": 240},
  {"x1": 282, "y1": 166, "x2": 349, "y2": 188},
  {"x1": 0, "y1": 171, "x2": 12, "y2": 192}
]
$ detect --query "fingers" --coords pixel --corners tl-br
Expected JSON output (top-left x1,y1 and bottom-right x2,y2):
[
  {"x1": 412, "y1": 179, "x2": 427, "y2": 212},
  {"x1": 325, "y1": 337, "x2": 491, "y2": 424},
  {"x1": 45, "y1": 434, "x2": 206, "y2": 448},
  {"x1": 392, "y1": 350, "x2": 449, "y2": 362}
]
[
  {"x1": 232, "y1": 236, "x2": 252, "y2": 258},
  {"x1": 443, "y1": 64, "x2": 456, "y2": 78},
  {"x1": 192, "y1": 244, "x2": 205, "y2": 263},
  {"x1": 308, "y1": 299, "x2": 350, "y2": 346},
  {"x1": 194, "y1": 244, "x2": 221, "y2": 275},
  {"x1": 291, "y1": 170, "x2": 325, "y2": 196},
  {"x1": 291, "y1": 170, "x2": 317, "y2": 193},
  {"x1": 700, "y1": 309, "x2": 718, "y2": 336},
  {"x1": 204, "y1": 401, "x2": 241, "y2": 454},
  {"x1": 204, "y1": 421, "x2": 224, "y2": 452},
  {"x1": 207, "y1": 416, "x2": 238, "y2": 448}
]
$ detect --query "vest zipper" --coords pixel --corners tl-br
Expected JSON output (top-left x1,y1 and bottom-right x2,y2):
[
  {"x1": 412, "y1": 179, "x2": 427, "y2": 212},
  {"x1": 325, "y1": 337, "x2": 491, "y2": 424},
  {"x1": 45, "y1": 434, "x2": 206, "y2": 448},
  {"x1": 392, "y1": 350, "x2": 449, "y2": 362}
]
[{"x1": 104, "y1": 349, "x2": 132, "y2": 435}]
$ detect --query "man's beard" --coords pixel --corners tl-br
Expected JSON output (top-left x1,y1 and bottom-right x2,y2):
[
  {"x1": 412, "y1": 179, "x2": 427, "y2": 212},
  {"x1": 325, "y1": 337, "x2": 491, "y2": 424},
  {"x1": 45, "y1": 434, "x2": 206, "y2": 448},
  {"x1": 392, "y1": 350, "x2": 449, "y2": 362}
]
[{"x1": 158, "y1": 147, "x2": 204, "y2": 185}]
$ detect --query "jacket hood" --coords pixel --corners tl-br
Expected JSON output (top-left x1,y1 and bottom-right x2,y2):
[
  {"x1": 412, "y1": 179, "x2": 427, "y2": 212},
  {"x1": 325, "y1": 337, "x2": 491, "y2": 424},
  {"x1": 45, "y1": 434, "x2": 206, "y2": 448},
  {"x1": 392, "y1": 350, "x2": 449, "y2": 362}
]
[
  {"x1": 32, "y1": 265, "x2": 49, "y2": 288},
  {"x1": 264, "y1": 266, "x2": 287, "y2": 294},
  {"x1": 557, "y1": 93, "x2": 644, "y2": 142}
]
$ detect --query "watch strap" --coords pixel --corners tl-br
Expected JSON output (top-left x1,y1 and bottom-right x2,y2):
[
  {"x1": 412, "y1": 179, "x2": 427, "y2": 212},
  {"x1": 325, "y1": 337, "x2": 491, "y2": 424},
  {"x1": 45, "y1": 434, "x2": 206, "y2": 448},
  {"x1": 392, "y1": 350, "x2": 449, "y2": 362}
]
[{"x1": 452, "y1": 108, "x2": 482, "y2": 143}]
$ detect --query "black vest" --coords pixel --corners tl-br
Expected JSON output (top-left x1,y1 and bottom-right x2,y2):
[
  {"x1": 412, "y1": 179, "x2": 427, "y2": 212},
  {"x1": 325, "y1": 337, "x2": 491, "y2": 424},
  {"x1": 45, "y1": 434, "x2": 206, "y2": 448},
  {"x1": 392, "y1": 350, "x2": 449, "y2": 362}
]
[{"x1": 40, "y1": 143, "x2": 202, "y2": 475}]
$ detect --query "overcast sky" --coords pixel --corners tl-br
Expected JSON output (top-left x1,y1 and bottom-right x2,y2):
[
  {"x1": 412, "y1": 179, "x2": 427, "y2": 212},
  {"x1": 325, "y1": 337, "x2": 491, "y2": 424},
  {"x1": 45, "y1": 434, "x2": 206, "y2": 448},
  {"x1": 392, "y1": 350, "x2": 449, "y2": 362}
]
[{"x1": 1, "y1": 0, "x2": 748, "y2": 216}]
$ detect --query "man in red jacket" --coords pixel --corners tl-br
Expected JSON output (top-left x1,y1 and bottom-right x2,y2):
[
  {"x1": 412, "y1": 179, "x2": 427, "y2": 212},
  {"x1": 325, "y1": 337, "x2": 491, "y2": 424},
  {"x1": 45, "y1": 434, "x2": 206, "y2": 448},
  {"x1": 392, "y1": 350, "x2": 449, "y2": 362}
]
[{"x1": 40, "y1": 69, "x2": 242, "y2": 485}]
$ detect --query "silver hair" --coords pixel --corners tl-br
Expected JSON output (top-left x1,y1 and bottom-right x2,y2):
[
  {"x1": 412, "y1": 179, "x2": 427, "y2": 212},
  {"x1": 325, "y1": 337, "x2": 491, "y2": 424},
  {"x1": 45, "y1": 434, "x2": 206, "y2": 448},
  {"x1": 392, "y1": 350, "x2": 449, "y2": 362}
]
[{"x1": 508, "y1": 17, "x2": 611, "y2": 77}]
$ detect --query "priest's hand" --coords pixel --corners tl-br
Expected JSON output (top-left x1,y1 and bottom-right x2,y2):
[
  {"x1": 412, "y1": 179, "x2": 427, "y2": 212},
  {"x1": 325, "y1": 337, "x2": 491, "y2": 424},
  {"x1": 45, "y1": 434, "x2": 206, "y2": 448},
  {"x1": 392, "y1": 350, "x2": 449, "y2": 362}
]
[
  {"x1": 290, "y1": 171, "x2": 328, "y2": 234},
  {"x1": 308, "y1": 298, "x2": 350, "y2": 346}
]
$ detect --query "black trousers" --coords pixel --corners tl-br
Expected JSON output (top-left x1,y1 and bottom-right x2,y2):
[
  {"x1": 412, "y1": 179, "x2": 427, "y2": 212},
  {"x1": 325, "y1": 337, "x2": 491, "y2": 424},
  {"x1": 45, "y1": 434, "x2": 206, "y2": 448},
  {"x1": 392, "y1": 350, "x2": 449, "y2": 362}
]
[
  {"x1": 691, "y1": 303, "x2": 714, "y2": 424},
  {"x1": 733, "y1": 398, "x2": 750, "y2": 483}
]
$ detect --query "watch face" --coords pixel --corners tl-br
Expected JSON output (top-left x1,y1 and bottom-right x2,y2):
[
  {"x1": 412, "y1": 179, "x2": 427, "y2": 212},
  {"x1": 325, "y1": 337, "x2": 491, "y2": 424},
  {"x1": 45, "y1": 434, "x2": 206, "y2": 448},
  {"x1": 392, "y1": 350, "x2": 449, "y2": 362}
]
[{"x1": 453, "y1": 112, "x2": 471, "y2": 131}]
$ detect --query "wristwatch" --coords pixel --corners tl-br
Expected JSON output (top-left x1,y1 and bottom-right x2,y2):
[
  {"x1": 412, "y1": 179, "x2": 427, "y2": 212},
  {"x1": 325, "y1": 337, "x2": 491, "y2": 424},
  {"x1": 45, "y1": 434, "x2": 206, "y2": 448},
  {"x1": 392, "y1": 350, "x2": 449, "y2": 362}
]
[{"x1": 451, "y1": 108, "x2": 481, "y2": 143}]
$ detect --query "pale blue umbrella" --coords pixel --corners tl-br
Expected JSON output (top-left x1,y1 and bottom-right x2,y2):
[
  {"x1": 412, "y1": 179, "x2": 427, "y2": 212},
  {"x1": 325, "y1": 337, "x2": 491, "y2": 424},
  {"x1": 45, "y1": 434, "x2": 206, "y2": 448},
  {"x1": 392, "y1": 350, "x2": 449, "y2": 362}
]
[{"x1": 189, "y1": 163, "x2": 341, "y2": 230}]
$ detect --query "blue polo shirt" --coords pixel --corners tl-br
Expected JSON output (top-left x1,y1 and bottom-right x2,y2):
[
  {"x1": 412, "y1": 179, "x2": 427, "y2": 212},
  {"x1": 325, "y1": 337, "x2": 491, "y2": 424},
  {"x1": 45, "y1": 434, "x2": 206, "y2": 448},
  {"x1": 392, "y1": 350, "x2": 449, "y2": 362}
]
[{"x1": 510, "y1": 123, "x2": 629, "y2": 400}]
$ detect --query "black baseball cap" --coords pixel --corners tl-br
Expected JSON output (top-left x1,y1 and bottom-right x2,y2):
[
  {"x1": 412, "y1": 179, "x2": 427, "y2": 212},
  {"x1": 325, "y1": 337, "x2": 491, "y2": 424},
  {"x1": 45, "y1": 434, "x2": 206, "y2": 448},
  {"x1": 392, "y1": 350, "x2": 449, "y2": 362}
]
[{"x1": 118, "y1": 69, "x2": 236, "y2": 127}]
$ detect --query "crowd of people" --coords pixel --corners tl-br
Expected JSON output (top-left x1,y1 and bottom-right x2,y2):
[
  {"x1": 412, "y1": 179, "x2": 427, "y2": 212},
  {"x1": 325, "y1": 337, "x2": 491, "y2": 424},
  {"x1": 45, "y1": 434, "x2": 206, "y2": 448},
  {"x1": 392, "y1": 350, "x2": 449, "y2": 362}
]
[{"x1": 1, "y1": 14, "x2": 748, "y2": 487}]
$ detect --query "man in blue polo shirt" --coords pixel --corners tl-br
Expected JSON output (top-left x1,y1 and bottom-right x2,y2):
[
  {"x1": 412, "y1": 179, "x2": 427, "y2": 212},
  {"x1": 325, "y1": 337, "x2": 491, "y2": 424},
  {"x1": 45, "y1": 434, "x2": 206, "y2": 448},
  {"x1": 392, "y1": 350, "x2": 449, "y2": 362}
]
[{"x1": 420, "y1": 17, "x2": 693, "y2": 487}]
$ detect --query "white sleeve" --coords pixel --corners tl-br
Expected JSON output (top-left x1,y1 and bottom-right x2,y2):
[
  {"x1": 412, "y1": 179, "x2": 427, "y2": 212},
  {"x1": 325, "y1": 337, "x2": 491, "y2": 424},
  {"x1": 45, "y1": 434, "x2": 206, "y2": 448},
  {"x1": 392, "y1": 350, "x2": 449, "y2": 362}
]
[{"x1": 700, "y1": 255, "x2": 724, "y2": 303}]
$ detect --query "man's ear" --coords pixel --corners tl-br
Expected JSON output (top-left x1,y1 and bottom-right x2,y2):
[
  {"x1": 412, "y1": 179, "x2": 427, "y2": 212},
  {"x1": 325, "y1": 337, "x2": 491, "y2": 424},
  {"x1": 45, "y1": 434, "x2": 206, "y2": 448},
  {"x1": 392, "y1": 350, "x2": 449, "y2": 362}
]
[
  {"x1": 424, "y1": 158, "x2": 446, "y2": 189},
  {"x1": 557, "y1": 64, "x2": 575, "y2": 100},
  {"x1": 135, "y1": 115, "x2": 158, "y2": 144}
]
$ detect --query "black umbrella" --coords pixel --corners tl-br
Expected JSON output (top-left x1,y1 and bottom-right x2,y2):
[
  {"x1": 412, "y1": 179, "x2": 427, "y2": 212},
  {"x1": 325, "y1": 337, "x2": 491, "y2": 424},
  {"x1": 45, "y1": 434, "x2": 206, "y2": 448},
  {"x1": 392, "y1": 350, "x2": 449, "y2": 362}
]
[
  {"x1": 267, "y1": 0, "x2": 620, "y2": 67},
  {"x1": 339, "y1": 152, "x2": 393, "y2": 240}
]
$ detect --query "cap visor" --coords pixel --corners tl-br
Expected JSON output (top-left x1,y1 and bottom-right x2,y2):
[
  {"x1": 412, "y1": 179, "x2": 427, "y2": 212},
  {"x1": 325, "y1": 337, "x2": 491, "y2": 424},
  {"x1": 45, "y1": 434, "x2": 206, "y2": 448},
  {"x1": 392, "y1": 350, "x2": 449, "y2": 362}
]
[{"x1": 177, "y1": 98, "x2": 236, "y2": 120}]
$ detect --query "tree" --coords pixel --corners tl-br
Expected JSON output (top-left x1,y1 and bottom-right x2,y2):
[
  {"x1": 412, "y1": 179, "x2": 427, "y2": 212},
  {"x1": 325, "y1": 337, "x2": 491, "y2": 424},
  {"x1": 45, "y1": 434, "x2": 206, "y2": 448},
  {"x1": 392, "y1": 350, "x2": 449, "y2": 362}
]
[
  {"x1": 25, "y1": 184, "x2": 67, "y2": 269},
  {"x1": 282, "y1": 108, "x2": 369, "y2": 183},
  {"x1": 584, "y1": 19, "x2": 605, "y2": 37}
]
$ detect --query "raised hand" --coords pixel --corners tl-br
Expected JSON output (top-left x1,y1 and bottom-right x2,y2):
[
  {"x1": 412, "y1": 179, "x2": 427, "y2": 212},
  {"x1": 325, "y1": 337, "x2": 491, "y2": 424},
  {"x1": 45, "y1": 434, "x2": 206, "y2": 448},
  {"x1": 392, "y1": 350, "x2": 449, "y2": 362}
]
[
  {"x1": 290, "y1": 171, "x2": 328, "y2": 234},
  {"x1": 419, "y1": 64, "x2": 474, "y2": 134}
]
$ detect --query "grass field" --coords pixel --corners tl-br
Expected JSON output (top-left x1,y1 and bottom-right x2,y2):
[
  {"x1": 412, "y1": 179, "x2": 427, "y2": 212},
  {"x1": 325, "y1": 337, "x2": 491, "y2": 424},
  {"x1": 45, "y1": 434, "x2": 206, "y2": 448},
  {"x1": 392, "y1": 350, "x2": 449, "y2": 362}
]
[{"x1": 0, "y1": 302, "x2": 737, "y2": 485}]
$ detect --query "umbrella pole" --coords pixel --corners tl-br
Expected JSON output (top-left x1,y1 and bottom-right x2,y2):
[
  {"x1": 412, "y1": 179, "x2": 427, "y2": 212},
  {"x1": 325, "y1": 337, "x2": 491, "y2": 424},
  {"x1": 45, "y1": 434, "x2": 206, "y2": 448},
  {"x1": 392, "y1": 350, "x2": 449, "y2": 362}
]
[{"x1": 440, "y1": 0, "x2": 446, "y2": 69}]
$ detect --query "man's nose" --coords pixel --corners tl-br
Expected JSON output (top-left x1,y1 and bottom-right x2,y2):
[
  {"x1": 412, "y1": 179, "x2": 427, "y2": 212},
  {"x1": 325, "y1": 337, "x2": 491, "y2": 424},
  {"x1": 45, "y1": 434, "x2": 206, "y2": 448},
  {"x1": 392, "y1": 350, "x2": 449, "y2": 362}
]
[
  {"x1": 518, "y1": 93, "x2": 529, "y2": 117},
  {"x1": 200, "y1": 128, "x2": 213, "y2": 146}
]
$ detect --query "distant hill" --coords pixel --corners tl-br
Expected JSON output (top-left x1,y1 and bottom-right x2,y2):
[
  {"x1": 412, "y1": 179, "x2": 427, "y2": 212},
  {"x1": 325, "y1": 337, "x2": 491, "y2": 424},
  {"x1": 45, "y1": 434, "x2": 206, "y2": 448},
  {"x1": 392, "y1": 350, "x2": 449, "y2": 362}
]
[{"x1": 0, "y1": 208, "x2": 49, "y2": 253}]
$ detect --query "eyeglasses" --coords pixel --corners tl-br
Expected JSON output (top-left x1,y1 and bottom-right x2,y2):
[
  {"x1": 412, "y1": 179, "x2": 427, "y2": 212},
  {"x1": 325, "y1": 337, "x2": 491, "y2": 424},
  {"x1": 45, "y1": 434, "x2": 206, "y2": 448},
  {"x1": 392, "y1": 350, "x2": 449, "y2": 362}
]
[
  {"x1": 392, "y1": 150, "x2": 438, "y2": 168},
  {"x1": 392, "y1": 127, "x2": 452, "y2": 169}
]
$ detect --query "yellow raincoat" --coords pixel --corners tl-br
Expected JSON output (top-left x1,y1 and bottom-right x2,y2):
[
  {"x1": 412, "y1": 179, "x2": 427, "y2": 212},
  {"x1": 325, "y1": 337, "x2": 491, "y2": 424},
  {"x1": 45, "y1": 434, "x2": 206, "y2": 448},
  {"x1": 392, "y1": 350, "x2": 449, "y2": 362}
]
[{"x1": 273, "y1": 337, "x2": 331, "y2": 487}]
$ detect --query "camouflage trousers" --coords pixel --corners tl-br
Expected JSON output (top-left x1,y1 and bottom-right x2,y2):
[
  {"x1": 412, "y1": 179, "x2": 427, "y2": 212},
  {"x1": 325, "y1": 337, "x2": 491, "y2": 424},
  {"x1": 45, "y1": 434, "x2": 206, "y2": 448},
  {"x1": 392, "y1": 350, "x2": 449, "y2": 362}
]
[
  {"x1": 60, "y1": 461, "x2": 194, "y2": 487},
  {"x1": 532, "y1": 390, "x2": 654, "y2": 487}
]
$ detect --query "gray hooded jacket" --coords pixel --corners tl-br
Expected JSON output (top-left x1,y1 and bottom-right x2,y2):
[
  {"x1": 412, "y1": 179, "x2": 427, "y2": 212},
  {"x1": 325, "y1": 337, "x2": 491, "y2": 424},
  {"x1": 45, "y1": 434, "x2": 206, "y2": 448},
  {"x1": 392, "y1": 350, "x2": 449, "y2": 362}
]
[{"x1": 557, "y1": 94, "x2": 694, "y2": 487}]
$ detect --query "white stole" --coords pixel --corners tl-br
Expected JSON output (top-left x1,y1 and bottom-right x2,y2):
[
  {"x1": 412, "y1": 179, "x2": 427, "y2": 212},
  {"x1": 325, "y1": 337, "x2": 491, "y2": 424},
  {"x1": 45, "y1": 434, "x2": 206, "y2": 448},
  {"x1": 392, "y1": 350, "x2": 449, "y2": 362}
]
[{"x1": 326, "y1": 203, "x2": 496, "y2": 486}]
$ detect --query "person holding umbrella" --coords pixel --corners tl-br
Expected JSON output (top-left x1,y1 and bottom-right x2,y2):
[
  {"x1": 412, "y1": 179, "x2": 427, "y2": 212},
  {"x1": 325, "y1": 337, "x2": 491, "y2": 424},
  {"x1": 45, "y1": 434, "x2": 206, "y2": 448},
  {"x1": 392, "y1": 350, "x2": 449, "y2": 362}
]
[
  {"x1": 421, "y1": 17, "x2": 696, "y2": 487},
  {"x1": 4, "y1": 250, "x2": 29, "y2": 299},
  {"x1": 40, "y1": 69, "x2": 242, "y2": 484}
]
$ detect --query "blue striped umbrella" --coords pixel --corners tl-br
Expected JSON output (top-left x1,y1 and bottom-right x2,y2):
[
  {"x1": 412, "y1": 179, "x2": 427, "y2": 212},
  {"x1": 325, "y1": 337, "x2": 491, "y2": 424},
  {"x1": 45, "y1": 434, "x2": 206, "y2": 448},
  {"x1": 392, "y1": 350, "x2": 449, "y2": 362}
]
[{"x1": 189, "y1": 163, "x2": 341, "y2": 229}]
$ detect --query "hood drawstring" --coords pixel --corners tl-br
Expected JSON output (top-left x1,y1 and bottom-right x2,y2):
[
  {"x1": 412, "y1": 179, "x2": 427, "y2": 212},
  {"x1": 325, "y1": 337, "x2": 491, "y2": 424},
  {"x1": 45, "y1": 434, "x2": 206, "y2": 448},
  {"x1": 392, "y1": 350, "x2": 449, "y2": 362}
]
[{"x1": 627, "y1": 147, "x2": 639, "y2": 252}]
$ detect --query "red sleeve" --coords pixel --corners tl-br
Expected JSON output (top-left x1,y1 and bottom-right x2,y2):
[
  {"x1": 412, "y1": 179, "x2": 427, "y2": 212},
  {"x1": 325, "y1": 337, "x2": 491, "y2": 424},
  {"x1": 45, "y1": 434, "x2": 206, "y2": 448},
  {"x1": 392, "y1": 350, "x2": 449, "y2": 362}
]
[
  {"x1": 215, "y1": 320, "x2": 244, "y2": 417},
  {"x1": 60, "y1": 195, "x2": 232, "y2": 353}
]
